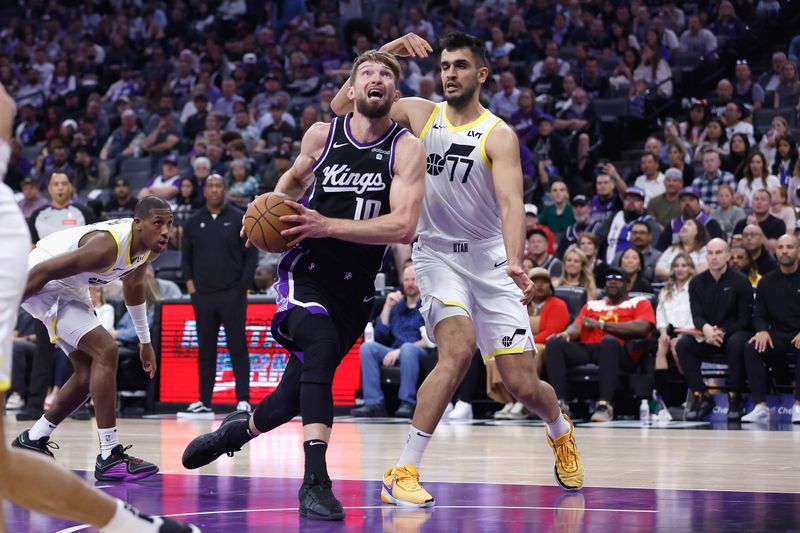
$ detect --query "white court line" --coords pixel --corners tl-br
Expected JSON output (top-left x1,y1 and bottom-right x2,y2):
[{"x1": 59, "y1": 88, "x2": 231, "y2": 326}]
[{"x1": 54, "y1": 504, "x2": 657, "y2": 532}]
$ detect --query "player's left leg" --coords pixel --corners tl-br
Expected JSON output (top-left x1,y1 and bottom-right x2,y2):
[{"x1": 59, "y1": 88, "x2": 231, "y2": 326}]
[{"x1": 494, "y1": 351, "x2": 584, "y2": 490}]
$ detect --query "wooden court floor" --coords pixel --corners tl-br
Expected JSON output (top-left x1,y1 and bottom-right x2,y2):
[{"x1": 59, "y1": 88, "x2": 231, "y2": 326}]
[{"x1": 3, "y1": 414, "x2": 800, "y2": 532}]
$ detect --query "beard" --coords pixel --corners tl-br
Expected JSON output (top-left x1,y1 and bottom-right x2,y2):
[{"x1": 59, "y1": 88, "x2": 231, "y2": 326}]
[
  {"x1": 443, "y1": 80, "x2": 478, "y2": 107},
  {"x1": 355, "y1": 94, "x2": 393, "y2": 118}
]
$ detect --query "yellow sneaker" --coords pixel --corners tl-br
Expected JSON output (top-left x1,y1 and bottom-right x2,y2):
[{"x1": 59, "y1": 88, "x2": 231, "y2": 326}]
[
  {"x1": 381, "y1": 464, "x2": 435, "y2": 507},
  {"x1": 545, "y1": 414, "x2": 584, "y2": 490}
]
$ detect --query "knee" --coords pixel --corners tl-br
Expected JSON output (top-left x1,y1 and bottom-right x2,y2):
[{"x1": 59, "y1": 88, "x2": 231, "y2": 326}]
[
  {"x1": 675, "y1": 336, "x2": 693, "y2": 357},
  {"x1": 360, "y1": 341, "x2": 379, "y2": 357},
  {"x1": 399, "y1": 343, "x2": 422, "y2": 361},
  {"x1": 435, "y1": 346, "x2": 473, "y2": 376},
  {"x1": 599, "y1": 336, "x2": 623, "y2": 352},
  {"x1": 545, "y1": 336, "x2": 566, "y2": 354}
]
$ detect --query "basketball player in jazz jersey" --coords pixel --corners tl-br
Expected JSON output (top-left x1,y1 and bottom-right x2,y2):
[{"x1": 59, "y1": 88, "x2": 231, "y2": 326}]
[
  {"x1": 0, "y1": 85, "x2": 198, "y2": 532},
  {"x1": 181, "y1": 51, "x2": 426, "y2": 521},
  {"x1": 332, "y1": 32, "x2": 584, "y2": 506}
]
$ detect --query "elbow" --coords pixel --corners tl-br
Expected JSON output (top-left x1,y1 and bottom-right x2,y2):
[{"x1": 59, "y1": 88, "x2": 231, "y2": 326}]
[{"x1": 398, "y1": 226, "x2": 416, "y2": 245}]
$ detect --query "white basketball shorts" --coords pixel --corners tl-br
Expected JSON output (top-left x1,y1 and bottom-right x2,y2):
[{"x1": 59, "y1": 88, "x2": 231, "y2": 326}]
[
  {"x1": 0, "y1": 183, "x2": 31, "y2": 392},
  {"x1": 412, "y1": 236, "x2": 534, "y2": 362}
]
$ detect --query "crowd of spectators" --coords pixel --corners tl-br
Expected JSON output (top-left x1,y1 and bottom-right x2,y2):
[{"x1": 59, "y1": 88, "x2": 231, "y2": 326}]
[{"x1": 3, "y1": 0, "x2": 800, "y2": 422}]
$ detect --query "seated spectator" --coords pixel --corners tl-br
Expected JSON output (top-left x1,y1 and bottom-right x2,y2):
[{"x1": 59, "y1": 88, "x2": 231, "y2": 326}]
[
  {"x1": 253, "y1": 264, "x2": 277, "y2": 297},
  {"x1": 116, "y1": 276, "x2": 159, "y2": 345},
  {"x1": 6, "y1": 139, "x2": 32, "y2": 192},
  {"x1": 735, "y1": 152, "x2": 779, "y2": 209},
  {"x1": 733, "y1": 190, "x2": 787, "y2": 253},
  {"x1": 226, "y1": 159, "x2": 258, "y2": 209},
  {"x1": 9, "y1": 309, "x2": 38, "y2": 411},
  {"x1": 579, "y1": 233, "x2": 609, "y2": 286},
  {"x1": 524, "y1": 203, "x2": 556, "y2": 254},
  {"x1": 619, "y1": 248, "x2": 654, "y2": 293},
  {"x1": 142, "y1": 108, "x2": 180, "y2": 171},
  {"x1": 488, "y1": 72, "x2": 519, "y2": 121},
  {"x1": 655, "y1": 218, "x2": 709, "y2": 280},
  {"x1": 657, "y1": 185, "x2": 725, "y2": 250},
  {"x1": 633, "y1": 45, "x2": 672, "y2": 98},
  {"x1": 590, "y1": 167, "x2": 625, "y2": 225},
  {"x1": 351, "y1": 265, "x2": 427, "y2": 419},
  {"x1": 741, "y1": 224, "x2": 779, "y2": 278},
  {"x1": 532, "y1": 57, "x2": 565, "y2": 97},
  {"x1": 655, "y1": 253, "x2": 700, "y2": 401},
  {"x1": 599, "y1": 187, "x2": 660, "y2": 264},
  {"x1": 146, "y1": 265, "x2": 181, "y2": 300},
  {"x1": 771, "y1": 60, "x2": 800, "y2": 110},
  {"x1": 665, "y1": 141, "x2": 694, "y2": 186},
  {"x1": 730, "y1": 244, "x2": 762, "y2": 287},
  {"x1": 691, "y1": 149, "x2": 736, "y2": 210},
  {"x1": 554, "y1": 247, "x2": 598, "y2": 299},
  {"x1": 724, "y1": 133, "x2": 750, "y2": 179},
  {"x1": 261, "y1": 147, "x2": 293, "y2": 192},
  {"x1": 528, "y1": 267, "x2": 570, "y2": 376},
  {"x1": 742, "y1": 234, "x2": 800, "y2": 423},
  {"x1": 183, "y1": 94, "x2": 210, "y2": 142},
  {"x1": 677, "y1": 239, "x2": 752, "y2": 421},
  {"x1": 711, "y1": 184, "x2": 746, "y2": 237},
  {"x1": 544, "y1": 266, "x2": 655, "y2": 422},
  {"x1": 733, "y1": 59, "x2": 764, "y2": 110},
  {"x1": 15, "y1": 103, "x2": 44, "y2": 147},
  {"x1": 33, "y1": 136, "x2": 73, "y2": 190},
  {"x1": 529, "y1": 115, "x2": 569, "y2": 184},
  {"x1": 770, "y1": 186, "x2": 796, "y2": 230},
  {"x1": 680, "y1": 101, "x2": 709, "y2": 153},
  {"x1": 103, "y1": 177, "x2": 137, "y2": 217},
  {"x1": 693, "y1": 120, "x2": 729, "y2": 160},
  {"x1": 771, "y1": 134, "x2": 798, "y2": 187},
  {"x1": 759, "y1": 116, "x2": 789, "y2": 169},
  {"x1": 723, "y1": 102, "x2": 755, "y2": 145},
  {"x1": 527, "y1": 228, "x2": 563, "y2": 278},
  {"x1": 713, "y1": 1, "x2": 747, "y2": 43},
  {"x1": 255, "y1": 102, "x2": 296, "y2": 155},
  {"x1": 72, "y1": 145, "x2": 110, "y2": 192},
  {"x1": 557, "y1": 195, "x2": 597, "y2": 258},
  {"x1": 100, "y1": 109, "x2": 144, "y2": 162},
  {"x1": 539, "y1": 181, "x2": 575, "y2": 239},
  {"x1": 634, "y1": 153, "x2": 665, "y2": 207},
  {"x1": 137, "y1": 154, "x2": 181, "y2": 201},
  {"x1": 17, "y1": 177, "x2": 48, "y2": 220},
  {"x1": 613, "y1": 220, "x2": 662, "y2": 283},
  {"x1": 89, "y1": 287, "x2": 115, "y2": 334},
  {"x1": 578, "y1": 56, "x2": 610, "y2": 100},
  {"x1": 648, "y1": 168, "x2": 684, "y2": 228}
]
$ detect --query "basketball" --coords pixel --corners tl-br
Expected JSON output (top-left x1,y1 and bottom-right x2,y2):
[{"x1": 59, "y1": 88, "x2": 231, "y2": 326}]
[{"x1": 243, "y1": 192, "x2": 300, "y2": 253}]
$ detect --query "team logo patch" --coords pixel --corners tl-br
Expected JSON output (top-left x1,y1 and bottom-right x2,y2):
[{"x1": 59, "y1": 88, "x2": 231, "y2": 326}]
[{"x1": 501, "y1": 328, "x2": 527, "y2": 348}]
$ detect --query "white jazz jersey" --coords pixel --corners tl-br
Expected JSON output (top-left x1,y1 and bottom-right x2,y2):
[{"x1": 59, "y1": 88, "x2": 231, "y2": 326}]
[
  {"x1": 28, "y1": 217, "x2": 150, "y2": 290},
  {"x1": 416, "y1": 103, "x2": 504, "y2": 241}
]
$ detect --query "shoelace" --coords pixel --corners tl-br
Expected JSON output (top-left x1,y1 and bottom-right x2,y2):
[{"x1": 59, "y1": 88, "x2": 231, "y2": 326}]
[
  {"x1": 394, "y1": 467, "x2": 422, "y2": 490},
  {"x1": 113, "y1": 444, "x2": 144, "y2": 464},
  {"x1": 554, "y1": 437, "x2": 578, "y2": 473},
  {"x1": 36, "y1": 437, "x2": 60, "y2": 455}
]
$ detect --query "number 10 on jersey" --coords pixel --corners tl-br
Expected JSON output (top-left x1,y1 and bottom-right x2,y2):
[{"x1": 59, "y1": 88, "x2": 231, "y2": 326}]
[{"x1": 354, "y1": 198, "x2": 382, "y2": 220}]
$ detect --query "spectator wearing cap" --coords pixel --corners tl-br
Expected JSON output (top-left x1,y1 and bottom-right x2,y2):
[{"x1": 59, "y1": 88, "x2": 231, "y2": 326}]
[
  {"x1": 656, "y1": 185, "x2": 725, "y2": 250},
  {"x1": 733, "y1": 189, "x2": 787, "y2": 253},
  {"x1": 527, "y1": 267, "x2": 570, "y2": 377},
  {"x1": 489, "y1": 71, "x2": 520, "y2": 121},
  {"x1": 544, "y1": 265, "x2": 655, "y2": 421},
  {"x1": 524, "y1": 203, "x2": 557, "y2": 254},
  {"x1": 613, "y1": 220, "x2": 662, "y2": 283},
  {"x1": 256, "y1": 102, "x2": 297, "y2": 155},
  {"x1": 648, "y1": 168, "x2": 684, "y2": 228},
  {"x1": 711, "y1": 183, "x2": 746, "y2": 236},
  {"x1": 633, "y1": 153, "x2": 666, "y2": 207},
  {"x1": 556, "y1": 194, "x2": 598, "y2": 258},
  {"x1": 599, "y1": 186, "x2": 661, "y2": 264},
  {"x1": 539, "y1": 181, "x2": 575, "y2": 239},
  {"x1": 183, "y1": 94, "x2": 210, "y2": 142},
  {"x1": 143, "y1": 108, "x2": 181, "y2": 172},
  {"x1": 691, "y1": 148, "x2": 736, "y2": 210},
  {"x1": 103, "y1": 178, "x2": 137, "y2": 216},
  {"x1": 17, "y1": 177, "x2": 48, "y2": 220},
  {"x1": 100, "y1": 108, "x2": 144, "y2": 162},
  {"x1": 72, "y1": 145, "x2": 109, "y2": 191},
  {"x1": 526, "y1": 228, "x2": 563, "y2": 278},
  {"x1": 137, "y1": 154, "x2": 181, "y2": 201}
]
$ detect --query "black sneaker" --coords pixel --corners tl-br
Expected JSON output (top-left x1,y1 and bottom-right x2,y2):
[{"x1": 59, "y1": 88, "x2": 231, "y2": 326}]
[
  {"x1": 394, "y1": 402, "x2": 414, "y2": 418},
  {"x1": 350, "y1": 402, "x2": 387, "y2": 417},
  {"x1": 15, "y1": 406, "x2": 45, "y2": 421},
  {"x1": 299, "y1": 474, "x2": 345, "y2": 521},
  {"x1": 182, "y1": 410, "x2": 252, "y2": 469},
  {"x1": 11, "y1": 430, "x2": 58, "y2": 458},
  {"x1": 685, "y1": 391, "x2": 714, "y2": 421},
  {"x1": 95, "y1": 444, "x2": 159, "y2": 481},
  {"x1": 727, "y1": 393, "x2": 743, "y2": 421}
]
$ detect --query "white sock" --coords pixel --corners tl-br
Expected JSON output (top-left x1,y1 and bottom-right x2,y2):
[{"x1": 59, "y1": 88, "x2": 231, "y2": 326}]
[
  {"x1": 98, "y1": 427, "x2": 120, "y2": 459},
  {"x1": 100, "y1": 499, "x2": 160, "y2": 533},
  {"x1": 547, "y1": 413, "x2": 572, "y2": 440},
  {"x1": 397, "y1": 425, "x2": 432, "y2": 468},
  {"x1": 28, "y1": 416, "x2": 57, "y2": 440}
]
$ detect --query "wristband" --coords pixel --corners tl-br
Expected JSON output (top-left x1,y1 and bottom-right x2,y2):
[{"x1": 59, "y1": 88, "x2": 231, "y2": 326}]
[
  {"x1": 126, "y1": 303, "x2": 151, "y2": 344},
  {"x1": 0, "y1": 139, "x2": 10, "y2": 179}
]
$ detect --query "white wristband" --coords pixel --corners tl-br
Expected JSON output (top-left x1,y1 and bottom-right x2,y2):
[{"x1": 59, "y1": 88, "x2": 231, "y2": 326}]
[
  {"x1": 0, "y1": 139, "x2": 10, "y2": 180},
  {"x1": 126, "y1": 303, "x2": 151, "y2": 344}
]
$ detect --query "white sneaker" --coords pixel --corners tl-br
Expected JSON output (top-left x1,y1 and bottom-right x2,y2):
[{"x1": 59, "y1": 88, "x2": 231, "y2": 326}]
[
  {"x1": 504, "y1": 401, "x2": 530, "y2": 420},
  {"x1": 741, "y1": 403, "x2": 770, "y2": 423},
  {"x1": 792, "y1": 404, "x2": 800, "y2": 424},
  {"x1": 447, "y1": 400, "x2": 473, "y2": 421},
  {"x1": 236, "y1": 401, "x2": 252, "y2": 413},
  {"x1": 442, "y1": 402, "x2": 454, "y2": 419},
  {"x1": 493, "y1": 402, "x2": 514, "y2": 419},
  {"x1": 5, "y1": 392, "x2": 24, "y2": 410},
  {"x1": 177, "y1": 401, "x2": 214, "y2": 419}
]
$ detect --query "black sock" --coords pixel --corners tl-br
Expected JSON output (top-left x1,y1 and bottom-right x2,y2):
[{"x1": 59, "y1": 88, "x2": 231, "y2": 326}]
[
  {"x1": 655, "y1": 369, "x2": 668, "y2": 398},
  {"x1": 303, "y1": 439, "x2": 329, "y2": 483}
]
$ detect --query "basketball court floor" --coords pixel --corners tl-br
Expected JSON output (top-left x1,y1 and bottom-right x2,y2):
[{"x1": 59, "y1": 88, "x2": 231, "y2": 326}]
[{"x1": 3, "y1": 414, "x2": 799, "y2": 532}]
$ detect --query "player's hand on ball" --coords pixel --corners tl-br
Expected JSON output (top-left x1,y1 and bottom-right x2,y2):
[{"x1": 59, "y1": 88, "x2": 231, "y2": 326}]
[
  {"x1": 379, "y1": 33, "x2": 433, "y2": 58},
  {"x1": 240, "y1": 212, "x2": 252, "y2": 247},
  {"x1": 140, "y1": 343, "x2": 157, "y2": 379},
  {"x1": 279, "y1": 200, "x2": 332, "y2": 247},
  {"x1": 507, "y1": 265, "x2": 534, "y2": 305}
]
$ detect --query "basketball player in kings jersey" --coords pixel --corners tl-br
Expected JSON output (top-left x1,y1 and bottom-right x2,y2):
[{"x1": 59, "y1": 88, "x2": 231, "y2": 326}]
[
  {"x1": 182, "y1": 51, "x2": 426, "y2": 521},
  {"x1": 0, "y1": 84, "x2": 198, "y2": 531},
  {"x1": 332, "y1": 32, "x2": 585, "y2": 506}
]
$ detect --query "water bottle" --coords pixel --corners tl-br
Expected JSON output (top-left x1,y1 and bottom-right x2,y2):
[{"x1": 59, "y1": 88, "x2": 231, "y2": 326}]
[
  {"x1": 363, "y1": 322, "x2": 374, "y2": 344},
  {"x1": 374, "y1": 273, "x2": 386, "y2": 294},
  {"x1": 640, "y1": 398, "x2": 650, "y2": 423}
]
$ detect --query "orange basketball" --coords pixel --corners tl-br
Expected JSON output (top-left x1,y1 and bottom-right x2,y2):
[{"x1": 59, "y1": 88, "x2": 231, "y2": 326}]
[{"x1": 243, "y1": 193, "x2": 300, "y2": 253}]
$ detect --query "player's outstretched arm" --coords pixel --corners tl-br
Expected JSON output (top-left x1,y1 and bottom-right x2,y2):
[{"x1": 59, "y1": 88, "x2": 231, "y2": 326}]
[
  {"x1": 280, "y1": 133, "x2": 426, "y2": 246},
  {"x1": 486, "y1": 123, "x2": 532, "y2": 303},
  {"x1": 23, "y1": 232, "x2": 118, "y2": 301}
]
